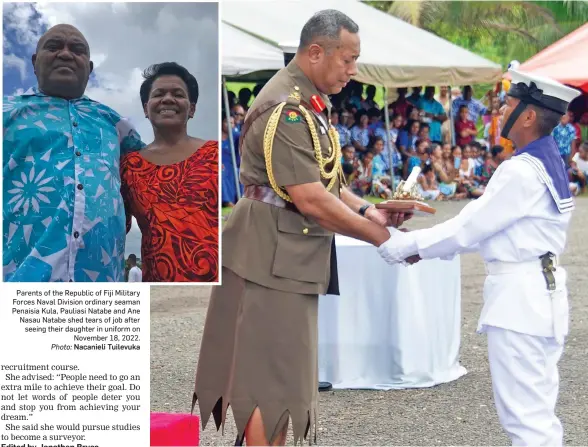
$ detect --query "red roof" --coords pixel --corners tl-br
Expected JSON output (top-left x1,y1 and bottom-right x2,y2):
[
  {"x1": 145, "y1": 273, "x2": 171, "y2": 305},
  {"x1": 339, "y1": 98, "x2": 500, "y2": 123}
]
[{"x1": 516, "y1": 23, "x2": 588, "y2": 92}]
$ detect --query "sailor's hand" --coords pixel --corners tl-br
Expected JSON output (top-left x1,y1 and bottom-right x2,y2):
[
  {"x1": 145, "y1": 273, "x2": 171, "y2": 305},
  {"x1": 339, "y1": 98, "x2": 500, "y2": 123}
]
[{"x1": 377, "y1": 228, "x2": 419, "y2": 266}]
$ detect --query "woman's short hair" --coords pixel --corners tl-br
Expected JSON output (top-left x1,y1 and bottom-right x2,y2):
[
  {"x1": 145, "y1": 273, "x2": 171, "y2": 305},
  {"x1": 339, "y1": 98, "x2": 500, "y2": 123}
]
[
  {"x1": 140, "y1": 62, "x2": 199, "y2": 105},
  {"x1": 429, "y1": 142, "x2": 441, "y2": 154},
  {"x1": 367, "y1": 107, "x2": 380, "y2": 119},
  {"x1": 369, "y1": 135, "x2": 384, "y2": 148},
  {"x1": 405, "y1": 119, "x2": 418, "y2": 131},
  {"x1": 491, "y1": 145, "x2": 504, "y2": 158},
  {"x1": 422, "y1": 161, "x2": 433, "y2": 174},
  {"x1": 355, "y1": 108, "x2": 368, "y2": 122}
]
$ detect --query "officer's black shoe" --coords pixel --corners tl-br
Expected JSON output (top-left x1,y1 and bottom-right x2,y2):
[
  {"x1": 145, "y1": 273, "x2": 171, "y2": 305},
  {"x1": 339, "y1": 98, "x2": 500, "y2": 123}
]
[{"x1": 318, "y1": 381, "x2": 332, "y2": 392}]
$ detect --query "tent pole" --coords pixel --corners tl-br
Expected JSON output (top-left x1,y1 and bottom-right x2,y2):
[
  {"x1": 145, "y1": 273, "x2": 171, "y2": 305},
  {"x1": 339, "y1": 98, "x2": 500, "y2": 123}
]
[
  {"x1": 449, "y1": 86, "x2": 455, "y2": 146},
  {"x1": 222, "y1": 76, "x2": 242, "y2": 201},
  {"x1": 383, "y1": 86, "x2": 395, "y2": 193}
]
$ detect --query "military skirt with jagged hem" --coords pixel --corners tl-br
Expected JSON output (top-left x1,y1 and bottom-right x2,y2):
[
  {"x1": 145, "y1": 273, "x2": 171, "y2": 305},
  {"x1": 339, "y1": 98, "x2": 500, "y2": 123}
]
[{"x1": 193, "y1": 267, "x2": 319, "y2": 445}]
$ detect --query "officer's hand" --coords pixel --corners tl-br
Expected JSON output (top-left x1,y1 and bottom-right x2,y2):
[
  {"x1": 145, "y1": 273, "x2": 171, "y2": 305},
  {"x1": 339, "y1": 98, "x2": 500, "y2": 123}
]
[
  {"x1": 405, "y1": 255, "x2": 421, "y2": 265},
  {"x1": 364, "y1": 205, "x2": 387, "y2": 227},
  {"x1": 365, "y1": 205, "x2": 413, "y2": 228}
]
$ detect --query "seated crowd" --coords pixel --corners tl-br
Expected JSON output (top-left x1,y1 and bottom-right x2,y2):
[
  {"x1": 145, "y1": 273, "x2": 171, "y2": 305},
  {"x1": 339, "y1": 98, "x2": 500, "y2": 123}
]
[
  {"x1": 553, "y1": 109, "x2": 588, "y2": 195},
  {"x1": 223, "y1": 80, "x2": 588, "y2": 206}
]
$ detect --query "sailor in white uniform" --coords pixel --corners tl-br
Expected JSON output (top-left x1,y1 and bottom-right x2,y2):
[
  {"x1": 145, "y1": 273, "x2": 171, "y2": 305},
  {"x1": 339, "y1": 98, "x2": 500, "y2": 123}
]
[{"x1": 377, "y1": 69, "x2": 581, "y2": 446}]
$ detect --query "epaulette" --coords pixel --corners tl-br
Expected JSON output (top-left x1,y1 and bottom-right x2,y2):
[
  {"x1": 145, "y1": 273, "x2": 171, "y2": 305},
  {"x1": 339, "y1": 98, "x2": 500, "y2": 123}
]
[{"x1": 285, "y1": 86, "x2": 301, "y2": 107}]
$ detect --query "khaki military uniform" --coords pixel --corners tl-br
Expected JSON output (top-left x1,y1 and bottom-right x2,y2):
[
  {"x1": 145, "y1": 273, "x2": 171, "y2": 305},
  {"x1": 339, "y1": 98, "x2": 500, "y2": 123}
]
[{"x1": 193, "y1": 61, "x2": 344, "y2": 445}]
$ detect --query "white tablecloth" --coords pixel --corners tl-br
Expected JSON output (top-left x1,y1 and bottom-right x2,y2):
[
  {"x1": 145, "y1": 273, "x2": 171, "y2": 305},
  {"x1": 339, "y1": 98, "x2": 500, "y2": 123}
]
[{"x1": 318, "y1": 235, "x2": 467, "y2": 390}]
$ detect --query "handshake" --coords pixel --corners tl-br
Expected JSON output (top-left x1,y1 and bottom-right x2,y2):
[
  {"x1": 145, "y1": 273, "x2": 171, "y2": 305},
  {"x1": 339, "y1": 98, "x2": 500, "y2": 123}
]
[
  {"x1": 362, "y1": 205, "x2": 421, "y2": 266},
  {"x1": 377, "y1": 227, "x2": 422, "y2": 266}
]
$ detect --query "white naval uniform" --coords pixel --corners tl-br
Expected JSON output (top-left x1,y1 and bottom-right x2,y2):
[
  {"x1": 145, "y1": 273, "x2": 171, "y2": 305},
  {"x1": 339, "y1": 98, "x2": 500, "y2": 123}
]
[{"x1": 381, "y1": 155, "x2": 572, "y2": 446}]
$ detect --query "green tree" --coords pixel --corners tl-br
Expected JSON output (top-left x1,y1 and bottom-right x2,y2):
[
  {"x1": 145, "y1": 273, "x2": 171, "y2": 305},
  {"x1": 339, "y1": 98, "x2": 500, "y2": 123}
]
[{"x1": 365, "y1": 1, "x2": 588, "y2": 69}]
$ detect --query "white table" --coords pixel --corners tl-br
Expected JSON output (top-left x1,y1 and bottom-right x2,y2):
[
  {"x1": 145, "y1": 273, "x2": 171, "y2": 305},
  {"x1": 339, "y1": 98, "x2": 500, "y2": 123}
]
[{"x1": 318, "y1": 235, "x2": 467, "y2": 390}]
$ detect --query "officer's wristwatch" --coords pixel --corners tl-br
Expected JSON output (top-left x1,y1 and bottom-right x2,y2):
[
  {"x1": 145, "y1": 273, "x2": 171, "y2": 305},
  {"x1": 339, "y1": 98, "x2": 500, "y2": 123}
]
[{"x1": 358, "y1": 204, "x2": 372, "y2": 216}]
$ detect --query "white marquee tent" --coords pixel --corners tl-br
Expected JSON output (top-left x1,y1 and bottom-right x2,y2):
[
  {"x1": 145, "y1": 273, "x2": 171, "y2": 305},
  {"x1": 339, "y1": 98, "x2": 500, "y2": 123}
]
[
  {"x1": 222, "y1": 0, "x2": 502, "y2": 86},
  {"x1": 221, "y1": 0, "x2": 503, "y2": 197},
  {"x1": 222, "y1": 22, "x2": 284, "y2": 80}
]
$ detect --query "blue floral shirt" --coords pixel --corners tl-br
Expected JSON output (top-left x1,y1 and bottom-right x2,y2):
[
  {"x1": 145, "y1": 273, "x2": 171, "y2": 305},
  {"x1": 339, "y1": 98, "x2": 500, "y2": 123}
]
[
  {"x1": 335, "y1": 124, "x2": 351, "y2": 148},
  {"x1": 551, "y1": 123, "x2": 576, "y2": 157},
  {"x1": 451, "y1": 96, "x2": 488, "y2": 122},
  {"x1": 350, "y1": 126, "x2": 370, "y2": 148},
  {"x1": 3, "y1": 87, "x2": 145, "y2": 282}
]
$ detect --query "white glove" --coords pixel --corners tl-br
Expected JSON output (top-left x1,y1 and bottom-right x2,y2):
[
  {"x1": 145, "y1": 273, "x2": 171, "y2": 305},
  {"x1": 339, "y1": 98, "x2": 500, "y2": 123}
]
[{"x1": 377, "y1": 228, "x2": 418, "y2": 266}]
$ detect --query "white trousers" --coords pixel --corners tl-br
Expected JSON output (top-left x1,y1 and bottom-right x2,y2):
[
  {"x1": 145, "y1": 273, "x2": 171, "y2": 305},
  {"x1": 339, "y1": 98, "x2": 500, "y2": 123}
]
[{"x1": 486, "y1": 326, "x2": 564, "y2": 447}]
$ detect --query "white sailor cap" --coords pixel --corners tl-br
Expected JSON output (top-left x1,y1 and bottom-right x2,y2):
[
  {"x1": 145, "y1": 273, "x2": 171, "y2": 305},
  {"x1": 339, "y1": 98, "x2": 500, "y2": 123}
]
[{"x1": 507, "y1": 68, "x2": 582, "y2": 114}]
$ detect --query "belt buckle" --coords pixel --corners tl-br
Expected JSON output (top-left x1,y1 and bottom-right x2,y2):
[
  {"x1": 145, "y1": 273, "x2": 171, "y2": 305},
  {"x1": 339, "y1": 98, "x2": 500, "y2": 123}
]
[
  {"x1": 540, "y1": 252, "x2": 556, "y2": 272},
  {"x1": 540, "y1": 252, "x2": 557, "y2": 292}
]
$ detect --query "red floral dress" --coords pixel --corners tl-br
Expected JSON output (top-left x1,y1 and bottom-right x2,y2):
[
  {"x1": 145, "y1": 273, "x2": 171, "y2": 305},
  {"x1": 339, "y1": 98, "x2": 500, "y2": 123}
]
[{"x1": 120, "y1": 141, "x2": 218, "y2": 282}]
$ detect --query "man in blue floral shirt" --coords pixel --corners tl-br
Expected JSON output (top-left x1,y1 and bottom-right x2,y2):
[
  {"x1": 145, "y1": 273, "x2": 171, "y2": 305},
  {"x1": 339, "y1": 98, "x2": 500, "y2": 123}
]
[
  {"x1": 451, "y1": 85, "x2": 488, "y2": 123},
  {"x1": 551, "y1": 112, "x2": 577, "y2": 167},
  {"x1": 3, "y1": 24, "x2": 145, "y2": 282}
]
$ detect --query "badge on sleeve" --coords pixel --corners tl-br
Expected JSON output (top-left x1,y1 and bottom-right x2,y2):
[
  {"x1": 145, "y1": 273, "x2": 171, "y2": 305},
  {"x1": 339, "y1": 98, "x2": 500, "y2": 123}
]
[{"x1": 285, "y1": 110, "x2": 301, "y2": 123}]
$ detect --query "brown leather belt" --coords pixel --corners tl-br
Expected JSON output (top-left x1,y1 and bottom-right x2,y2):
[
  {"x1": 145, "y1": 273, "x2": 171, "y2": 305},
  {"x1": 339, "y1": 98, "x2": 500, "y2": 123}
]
[{"x1": 243, "y1": 185, "x2": 300, "y2": 214}]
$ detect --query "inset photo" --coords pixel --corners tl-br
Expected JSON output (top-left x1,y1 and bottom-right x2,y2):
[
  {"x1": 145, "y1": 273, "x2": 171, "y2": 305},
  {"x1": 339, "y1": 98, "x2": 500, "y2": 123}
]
[{"x1": 3, "y1": 2, "x2": 220, "y2": 283}]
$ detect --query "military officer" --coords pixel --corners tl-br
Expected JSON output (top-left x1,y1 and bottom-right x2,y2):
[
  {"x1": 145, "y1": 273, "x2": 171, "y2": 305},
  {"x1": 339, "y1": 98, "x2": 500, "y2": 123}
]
[
  {"x1": 379, "y1": 69, "x2": 581, "y2": 446},
  {"x1": 193, "y1": 9, "x2": 410, "y2": 447}
]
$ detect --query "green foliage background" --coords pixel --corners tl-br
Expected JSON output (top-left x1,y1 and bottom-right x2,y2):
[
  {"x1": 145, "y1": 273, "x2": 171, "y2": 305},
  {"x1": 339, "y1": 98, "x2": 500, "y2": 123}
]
[
  {"x1": 226, "y1": 2, "x2": 587, "y2": 103},
  {"x1": 365, "y1": 1, "x2": 588, "y2": 96}
]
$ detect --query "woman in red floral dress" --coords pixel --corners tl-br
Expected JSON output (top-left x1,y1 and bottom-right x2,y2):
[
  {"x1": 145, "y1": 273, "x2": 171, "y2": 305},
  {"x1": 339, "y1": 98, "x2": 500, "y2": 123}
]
[{"x1": 121, "y1": 63, "x2": 218, "y2": 282}]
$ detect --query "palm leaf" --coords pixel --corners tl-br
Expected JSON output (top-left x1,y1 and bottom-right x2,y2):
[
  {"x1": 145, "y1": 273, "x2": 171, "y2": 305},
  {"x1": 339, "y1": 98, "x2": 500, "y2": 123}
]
[{"x1": 387, "y1": 1, "x2": 426, "y2": 27}]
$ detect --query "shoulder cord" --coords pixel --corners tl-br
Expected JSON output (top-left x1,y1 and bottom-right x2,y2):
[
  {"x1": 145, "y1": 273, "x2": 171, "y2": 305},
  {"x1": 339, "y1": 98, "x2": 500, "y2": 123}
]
[{"x1": 263, "y1": 103, "x2": 345, "y2": 203}]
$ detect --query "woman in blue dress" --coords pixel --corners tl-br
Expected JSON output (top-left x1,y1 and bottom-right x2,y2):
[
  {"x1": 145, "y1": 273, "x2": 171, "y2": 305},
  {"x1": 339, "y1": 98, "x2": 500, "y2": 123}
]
[
  {"x1": 221, "y1": 114, "x2": 241, "y2": 207},
  {"x1": 350, "y1": 109, "x2": 370, "y2": 157}
]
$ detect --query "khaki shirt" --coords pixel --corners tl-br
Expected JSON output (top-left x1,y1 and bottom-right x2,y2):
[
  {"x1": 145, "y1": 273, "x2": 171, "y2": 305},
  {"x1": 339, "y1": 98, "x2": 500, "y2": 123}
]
[{"x1": 223, "y1": 61, "x2": 341, "y2": 295}]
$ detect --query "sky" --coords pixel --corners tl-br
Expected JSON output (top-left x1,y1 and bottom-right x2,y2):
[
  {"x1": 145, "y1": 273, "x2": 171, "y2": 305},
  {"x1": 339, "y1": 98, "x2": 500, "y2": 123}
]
[{"x1": 2, "y1": 2, "x2": 219, "y2": 142}]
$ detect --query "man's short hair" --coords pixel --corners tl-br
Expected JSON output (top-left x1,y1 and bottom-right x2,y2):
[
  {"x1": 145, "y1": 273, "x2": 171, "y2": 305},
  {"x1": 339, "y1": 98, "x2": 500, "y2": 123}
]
[
  {"x1": 36, "y1": 24, "x2": 89, "y2": 55},
  {"x1": 530, "y1": 105, "x2": 562, "y2": 137},
  {"x1": 140, "y1": 62, "x2": 199, "y2": 105},
  {"x1": 299, "y1": 9, "x2": 359, "y2": 51},
  {"x1": 128, "y1": 254, "x2": 137, "y2": 263}
]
